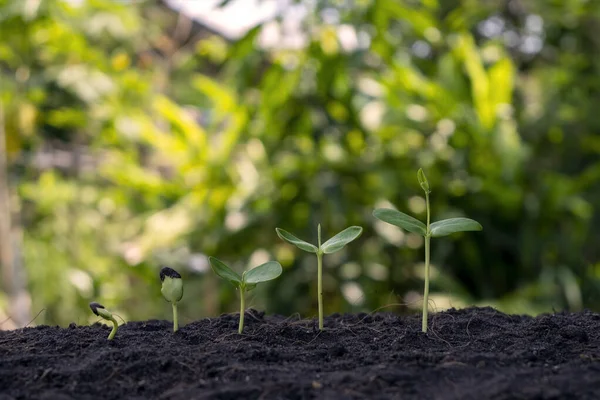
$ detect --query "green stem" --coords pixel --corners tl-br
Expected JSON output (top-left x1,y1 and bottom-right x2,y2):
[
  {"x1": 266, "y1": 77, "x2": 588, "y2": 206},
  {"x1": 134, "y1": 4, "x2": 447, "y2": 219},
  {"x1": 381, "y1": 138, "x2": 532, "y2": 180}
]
[
  {"x1": 317, "y1": 224, "x2": 323, "y2": 330},
  {"x1": 108, "y1": 317, "x2": 118, "y2": 340},
  {"x1": 239, "y1": 287, "x2": 245, "y2": 334},
  {"x1": 317, "y1": 251, "x2": 323, "y2": 330},
  {"x1": 422, "y1": 191, "x2": 431, "y2": 333},
  {"x1": 172, "y1": 303, "x2": 179, "y2": 332},
  {"x1": 426, "y1": 191, "x2": 430, "y2": 227},
  {"x1": 423, "y1": 235, "x2": 431, "y2": 333}
]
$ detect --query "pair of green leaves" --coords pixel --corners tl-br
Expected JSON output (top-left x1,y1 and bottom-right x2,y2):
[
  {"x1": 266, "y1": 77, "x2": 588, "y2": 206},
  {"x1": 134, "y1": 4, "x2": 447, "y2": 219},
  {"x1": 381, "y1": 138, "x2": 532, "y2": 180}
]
[
  {"x1": 275, "y1": 226, "x2": 363, "y2": 254},
  {"x1": 209, "y1": 257, "x2": 282, "y2": 290},
  {"x1": 372, "y1": 209, "x2": 482, "y2": 237},
  {"x1": 374, "y1": 169, "x2": 481, "y2": 237}
]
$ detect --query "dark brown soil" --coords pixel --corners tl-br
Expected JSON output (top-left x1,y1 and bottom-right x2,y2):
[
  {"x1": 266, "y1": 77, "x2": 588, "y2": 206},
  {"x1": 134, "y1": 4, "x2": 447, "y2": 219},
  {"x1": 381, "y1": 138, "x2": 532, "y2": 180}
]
[{"x1": 1, "y1": 307, "x2": 600, "y2": 399}]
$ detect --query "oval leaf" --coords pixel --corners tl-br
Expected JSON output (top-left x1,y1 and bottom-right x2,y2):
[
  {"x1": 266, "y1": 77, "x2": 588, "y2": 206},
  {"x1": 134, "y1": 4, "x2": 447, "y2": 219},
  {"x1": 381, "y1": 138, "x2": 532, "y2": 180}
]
[
  {"x1": 373, "y1": 208, "x2": 427, "y2": 236},
  {"x1": 275, "y1": 228, "x2": 318, "y2": 253},
  {"x1": 321, "y1": 226, "x2": 363, "y2": 254},
  {"x1": 209, "y1": 257, "x2": 242, "y2": 286},
  {"x1": 430, "y1": 218, "x2": 482, "y2": 237},
  {"x1": 243, "y1": 261, "x2": 282, "y2": 284}
]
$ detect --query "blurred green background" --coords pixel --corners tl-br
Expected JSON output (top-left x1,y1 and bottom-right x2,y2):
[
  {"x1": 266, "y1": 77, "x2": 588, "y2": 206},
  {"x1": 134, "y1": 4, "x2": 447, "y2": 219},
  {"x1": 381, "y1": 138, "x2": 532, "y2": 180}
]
[{"x1": 1, "y1": 0, "x2": 599, "y2": 329}]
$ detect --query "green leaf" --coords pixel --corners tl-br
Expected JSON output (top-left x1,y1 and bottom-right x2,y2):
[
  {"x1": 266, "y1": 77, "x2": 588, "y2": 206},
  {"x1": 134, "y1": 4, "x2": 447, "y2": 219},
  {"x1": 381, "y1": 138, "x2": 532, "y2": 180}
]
[
  {"x1": 320, "y1": 226, "x2": 363, "y2": 254},
  {"x1": 209, "y1": 257, "x2": 242, "y2": 286},
  {"x1": 430, "y1": 218, "x2": 483, "y2": 237},
  {"x1": 161, "y1": 277, "x2": 183, "y2": 303},
  {"x1": 243, "y1": 261, "x2": 282, "y2": 284},
  {"x1": 275, "y1": 228, "x2": 318, "y2": 253},
  {"x1": 373, "y1": 208, "x2": 427, "y2": 236}
]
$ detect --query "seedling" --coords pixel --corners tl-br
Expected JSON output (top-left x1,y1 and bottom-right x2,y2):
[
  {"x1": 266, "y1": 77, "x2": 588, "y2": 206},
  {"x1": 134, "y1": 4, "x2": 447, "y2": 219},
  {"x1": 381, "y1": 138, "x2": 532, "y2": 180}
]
[
  {"x1": 89, "y1": 302, "x2": 119, "y2": 340},
  {"x1": 373, "y1": 169, "x2": 482, "y2": 333},
  {"x1": 276, "y1": 224, "x2": 363, "y2": 330},
  {"x1": 160, "y1": 267, "x2": 184, "y2": 332},
  {"x1": 209, "y1": 257, "x2": 282, "y2": 334}
]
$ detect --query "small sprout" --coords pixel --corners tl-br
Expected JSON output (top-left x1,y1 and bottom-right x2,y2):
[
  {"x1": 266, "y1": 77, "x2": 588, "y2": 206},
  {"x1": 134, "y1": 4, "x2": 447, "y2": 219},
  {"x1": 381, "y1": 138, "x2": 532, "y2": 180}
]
[
  {"x1": 160, "y1": 267, "x2": 183, "y2": 332},
  {"x1": 373, "y1": 168, "x2": 482, "y2": 333},
  {"x1": 417, "y1": 168, "x2": 430, "y2": 193},
  {"x1": 89, "y1": 302, "x2": 119, "y2": 340},
  {"x1": 209, "y1": 257, "x2": 282, "y2": 334},
  {"x1": 276, "y1": 224, "x2": 363, "y2": 330}
]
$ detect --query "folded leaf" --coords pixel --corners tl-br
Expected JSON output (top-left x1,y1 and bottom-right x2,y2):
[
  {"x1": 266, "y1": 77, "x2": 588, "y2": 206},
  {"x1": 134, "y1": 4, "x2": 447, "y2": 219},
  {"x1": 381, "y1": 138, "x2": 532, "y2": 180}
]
[
  {"x1": 243, "y1": 261, "x2": 282, "y2": 284},
  {"x1": 417, "y1": 168, "x2": 430, "y2": 193},
  {"x1": 430, "y1": 218, "x2": 482, "y2": 237},
  {"x1": 373, "y1": 208, "x2": 427, "y2": 236},
  {"x1": 321, "y1": 226, "x2": 363, "y2": 254},
  {"x1": 209, "y1": 257, "x2": 242, "y2": 286},
  {"x1": 275, "y1": 228, "x2": 318, "y2": 253}
]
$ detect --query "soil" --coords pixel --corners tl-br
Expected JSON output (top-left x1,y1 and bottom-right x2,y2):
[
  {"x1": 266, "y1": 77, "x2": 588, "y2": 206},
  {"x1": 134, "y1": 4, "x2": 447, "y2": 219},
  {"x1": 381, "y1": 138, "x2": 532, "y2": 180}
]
[{"x1": 1, "y1": 306, "x2": 600, "y2": 400}]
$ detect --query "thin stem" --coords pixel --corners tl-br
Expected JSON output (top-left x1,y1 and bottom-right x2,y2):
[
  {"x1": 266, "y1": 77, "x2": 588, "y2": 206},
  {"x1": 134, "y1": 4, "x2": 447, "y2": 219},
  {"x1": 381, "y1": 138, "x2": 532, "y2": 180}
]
[
  {"x1": 172, "y1": 303, "x2": 179, "y2": 332},
  {"x1": 422, "y1": 236, "x2": 430, "y2": 333},
  {"x1": 317, "y1": 224, "x2": 323, "y2": 330},
  {"x1": 108, "y1": 317, "x2": 118, "y2": 340},
  {"x1": 238, "y1": 287, "x2": 245, "y2": 334},
  {"x1": 317, "y1": 252, "x2": 323, "y2": 330},
  {"x1": 426, "y1": 191, "x2": 430, "y2": 227},
  {"x1": 422, "y1": 191, "x2": 431, "y2": 333}
]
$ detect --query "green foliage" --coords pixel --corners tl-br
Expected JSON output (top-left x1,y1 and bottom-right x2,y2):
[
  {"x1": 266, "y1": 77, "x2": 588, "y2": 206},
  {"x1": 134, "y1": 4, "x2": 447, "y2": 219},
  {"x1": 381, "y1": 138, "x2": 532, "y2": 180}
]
[
  {"x1": 374, "y1": 169, "x2": 482, "y2": 332},
  {"x1": 209, "y1": 257, "x2": 282, "y2": 333},
  {"x1": 209, "y1": 258, "x2": 243, "y2": 286},
  {"x1": 277, "y1": 225, "x2": 362, "y2": 329},
  {"x1": 275, "y1": 229, "x2": 318, "y2": 253},
  {"x1": 372, "y1": 209, "x2": 427, "y2": 236},
  {"x1": 243, "y1": 262, "x2": 283, "y2": 285},
  {"x1": 429, "y1": 218, "x2": 483, "y2": 238},
  {"x1": 321, "y1": 227, "x2": 364, "y2": 254}
]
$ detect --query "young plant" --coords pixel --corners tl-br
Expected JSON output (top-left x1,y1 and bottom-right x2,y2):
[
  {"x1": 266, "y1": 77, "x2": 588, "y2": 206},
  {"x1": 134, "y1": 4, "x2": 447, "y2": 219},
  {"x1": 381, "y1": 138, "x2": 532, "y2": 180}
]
[
  {"x1": 89, "y1": 302, "x2": 119, "y2": 340},
  {"x1": 160, "y1": 267, "x2": 184, "y2": 332},
  {"x1": 209, "y1": 257, "x2": 282, "y2": 334},
  {"x1": 275, "y1": 224, "x2": 363, "y2": 331},
  {"x1": 373, "y1": 169, "x2": 482, "y2": 333}
]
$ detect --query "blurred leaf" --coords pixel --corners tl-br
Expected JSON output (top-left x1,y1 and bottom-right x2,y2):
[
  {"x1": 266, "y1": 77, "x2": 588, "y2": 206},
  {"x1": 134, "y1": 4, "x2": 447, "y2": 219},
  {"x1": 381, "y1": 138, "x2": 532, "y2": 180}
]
[
  {"x1": 430, "y1": 218, "x2": 483, "y2": 238},
  {"x1": 276, "y1": 228, "x2": 318, "y2": 253},
  {"x1": 373, "y1": 209, "x2": 427, "y2": 236},
  {"x1": 321, "y1": 226, "x2": 363, "y2": 254}
]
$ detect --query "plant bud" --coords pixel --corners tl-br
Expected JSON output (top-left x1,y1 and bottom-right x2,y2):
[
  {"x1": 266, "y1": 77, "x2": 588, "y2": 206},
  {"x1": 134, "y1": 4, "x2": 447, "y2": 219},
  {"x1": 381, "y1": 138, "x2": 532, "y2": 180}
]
[
  {"x1": 160, "y1": 267, "x2": 183, "y2": 303},
  {"x1": 89, "y1": 302, "x2": 113, "y2": 320},
  {"x1": 417, "y1": 168, "x2": 430, "y2": 193}
]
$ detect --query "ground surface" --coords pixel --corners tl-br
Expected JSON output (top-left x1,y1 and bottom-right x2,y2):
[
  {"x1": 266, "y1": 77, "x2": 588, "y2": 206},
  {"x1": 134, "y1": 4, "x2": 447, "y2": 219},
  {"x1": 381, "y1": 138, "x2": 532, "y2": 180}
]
[{"x1": 1, "y1": 307, "x2": 600, "y2": 399}]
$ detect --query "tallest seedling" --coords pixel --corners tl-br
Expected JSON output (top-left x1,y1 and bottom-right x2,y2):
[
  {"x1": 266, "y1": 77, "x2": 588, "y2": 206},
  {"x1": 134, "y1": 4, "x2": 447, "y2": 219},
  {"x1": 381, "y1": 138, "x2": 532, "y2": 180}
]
[
  {"x1": 276, "y1": 224, "x2": 363, "y2": 330},
  {"x1": 373, "y1": 169, "x2": 482, "y2": 333}
]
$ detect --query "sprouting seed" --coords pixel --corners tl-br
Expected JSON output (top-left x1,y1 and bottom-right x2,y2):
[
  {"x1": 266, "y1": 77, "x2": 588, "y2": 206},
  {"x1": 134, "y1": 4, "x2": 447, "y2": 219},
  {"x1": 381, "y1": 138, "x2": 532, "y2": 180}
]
[
  {"x1": 160, "y1": 267, "x2": 184, "y2": 332},
  {"x1": 209, "y1": 257, "x2": 282, "y2": 334},
  {"x1": 275, "y1": 224, "x2": 363, "y2": 331},
  {"x1": 373, "y1": 168, "x2": 482, "y2": 332},
  {"x1": 89, "y1": 302, "x2": 119, "y2": 340}
]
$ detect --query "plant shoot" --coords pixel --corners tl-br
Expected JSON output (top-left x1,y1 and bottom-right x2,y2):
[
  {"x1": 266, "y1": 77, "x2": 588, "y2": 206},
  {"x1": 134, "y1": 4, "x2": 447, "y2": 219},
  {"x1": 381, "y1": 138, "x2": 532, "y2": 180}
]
[
  {"x1": 209, "y1": 257, "x2": 282, "y2": 334},
  {"x1": 160, "y1": 267, "x2": 184, "y2": 332},
  {"x1": 89, "y1": 302, "x2": 119, "y2": 340},
  {"x1": 276, "y1": 224, "x2": 363, "y2": 330},
  {"x1": 373, "y1": 169, "x2": 482, "y2": 333}
]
